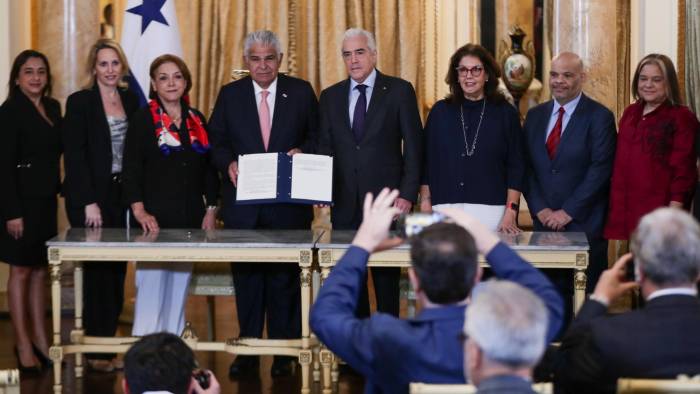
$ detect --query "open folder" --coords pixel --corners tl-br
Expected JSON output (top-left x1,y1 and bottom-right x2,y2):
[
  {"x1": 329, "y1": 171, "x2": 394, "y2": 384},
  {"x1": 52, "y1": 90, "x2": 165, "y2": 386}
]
[{"x1": 236, "y1": 152, "x2": 333, "y2": 205}]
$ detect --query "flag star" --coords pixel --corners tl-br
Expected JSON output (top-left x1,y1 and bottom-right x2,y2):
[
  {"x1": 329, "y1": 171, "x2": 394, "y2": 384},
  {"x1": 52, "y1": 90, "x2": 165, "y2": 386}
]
[{"x1": 126, "y1": 0, "x2": 169, "y2": 34}]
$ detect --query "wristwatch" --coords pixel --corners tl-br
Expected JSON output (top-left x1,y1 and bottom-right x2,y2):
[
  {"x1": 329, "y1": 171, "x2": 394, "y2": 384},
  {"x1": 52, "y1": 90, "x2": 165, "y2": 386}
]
[{"x1": 508, "y1": 202, "x2": 520, "y2": 212}]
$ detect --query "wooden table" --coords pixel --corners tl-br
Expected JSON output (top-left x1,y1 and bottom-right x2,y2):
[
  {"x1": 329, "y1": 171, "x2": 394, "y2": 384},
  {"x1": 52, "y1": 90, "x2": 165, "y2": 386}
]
[
  {"x1": 315, "y1": 230, "x2": 589, "y2": 393},
  {"x1": 46, "y1": 228, "x2": 319, "y2": 394}
]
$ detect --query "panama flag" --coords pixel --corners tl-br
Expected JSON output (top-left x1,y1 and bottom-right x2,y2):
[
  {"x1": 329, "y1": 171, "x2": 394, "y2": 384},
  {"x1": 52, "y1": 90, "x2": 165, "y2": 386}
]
[{"x1": 121, "y1": 0, "x2": 183, "y2": 105}]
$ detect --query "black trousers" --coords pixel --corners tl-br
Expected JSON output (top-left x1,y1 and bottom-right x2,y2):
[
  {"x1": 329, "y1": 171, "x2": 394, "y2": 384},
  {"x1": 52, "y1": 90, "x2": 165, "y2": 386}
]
[
  {"x1": 227, "y1": 206, "x2": 301, "y2": 340},
  {"x1": 66, "y1": 179, "x2": 127, "y2": 360},
  {"x1": 334, "y1": 213, "x2": 401, "y2": 318}
]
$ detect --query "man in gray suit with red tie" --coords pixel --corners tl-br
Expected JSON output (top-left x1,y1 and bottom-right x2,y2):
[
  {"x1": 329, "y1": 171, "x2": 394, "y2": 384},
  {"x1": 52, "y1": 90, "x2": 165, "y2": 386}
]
[
  {"x1": 209, "y1": 30, "x2": 318, "y2": 377},
  {"x1": 317, "y1": 28, "x2": 423, "y2": 318},
  {"x1": 523, "y1": 52, "x2": 616, "y2": 326}
]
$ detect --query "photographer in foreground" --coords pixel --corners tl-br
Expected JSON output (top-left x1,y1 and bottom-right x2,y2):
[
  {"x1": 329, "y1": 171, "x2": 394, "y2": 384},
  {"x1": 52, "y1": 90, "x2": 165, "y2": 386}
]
[
  {"x1": 122, "y1": 332, "x2": 220, "y2": 394},
  {"x1": 555, "y1": 207, "x2": 700, "y2": 394},
  {"x1": 310, "y1": 188, "x2": 563, "y2": 393}
]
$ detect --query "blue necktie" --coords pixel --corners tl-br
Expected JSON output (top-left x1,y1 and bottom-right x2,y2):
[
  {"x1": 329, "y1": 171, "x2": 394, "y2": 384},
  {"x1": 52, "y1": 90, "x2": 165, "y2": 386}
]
[{"x1": 352, "y1": 84, "x2": 367, "y2": 143}]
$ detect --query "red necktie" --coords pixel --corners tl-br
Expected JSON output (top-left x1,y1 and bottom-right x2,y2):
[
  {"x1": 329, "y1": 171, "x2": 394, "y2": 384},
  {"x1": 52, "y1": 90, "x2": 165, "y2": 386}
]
[{"x1": 546, "y1": 107, "x2": 565, "y2": 159}]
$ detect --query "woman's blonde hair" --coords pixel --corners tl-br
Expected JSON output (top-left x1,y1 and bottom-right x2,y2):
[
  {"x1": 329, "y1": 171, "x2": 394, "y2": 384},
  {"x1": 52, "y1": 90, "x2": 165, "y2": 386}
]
[{"x1": 85, "y1": 38, "x2": 130, "y2": 89}]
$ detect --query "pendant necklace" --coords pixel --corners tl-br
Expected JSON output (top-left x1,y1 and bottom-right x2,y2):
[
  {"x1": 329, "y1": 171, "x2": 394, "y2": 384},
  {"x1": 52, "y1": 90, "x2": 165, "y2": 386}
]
[{"x1": 459, "y1": 98, "x2": 486, "y2": 156}]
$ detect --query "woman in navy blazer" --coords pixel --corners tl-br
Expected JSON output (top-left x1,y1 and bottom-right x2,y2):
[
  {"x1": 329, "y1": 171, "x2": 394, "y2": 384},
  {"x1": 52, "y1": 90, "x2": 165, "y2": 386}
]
[
  {"x1": 62, "y1": 39, "x2": 139, "y2": 372},
  {"x1": 420, "y1": 44, "x2": 524, "y2": 233},
  {"x1": 0, "y1": 50, "x2": 62, "y2": 372}
]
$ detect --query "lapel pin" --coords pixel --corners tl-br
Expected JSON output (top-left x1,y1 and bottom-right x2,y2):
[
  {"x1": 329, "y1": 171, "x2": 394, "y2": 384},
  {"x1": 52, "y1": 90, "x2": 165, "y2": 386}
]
[
  {"x1": 282, "y1": 93, "x2": 288, "y2": 98},
  {"x1": 382, "y1": 86, "x2": 387, "y2": 90}
]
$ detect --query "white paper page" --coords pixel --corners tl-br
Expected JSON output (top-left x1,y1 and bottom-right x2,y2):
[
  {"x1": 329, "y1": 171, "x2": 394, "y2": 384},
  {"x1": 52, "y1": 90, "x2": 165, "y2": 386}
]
[
  {"x1": 236, "y1": 153, "x2": 278, "y2": 201},
  {"x1": 290, "y1": 154, "x2": 333, "y2": 202}
]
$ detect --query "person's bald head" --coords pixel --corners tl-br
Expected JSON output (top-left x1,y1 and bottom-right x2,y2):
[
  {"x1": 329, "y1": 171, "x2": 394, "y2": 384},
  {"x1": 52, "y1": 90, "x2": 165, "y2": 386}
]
[{"x1": 549, "y1": 52, "x2": 585, "y2": 105}]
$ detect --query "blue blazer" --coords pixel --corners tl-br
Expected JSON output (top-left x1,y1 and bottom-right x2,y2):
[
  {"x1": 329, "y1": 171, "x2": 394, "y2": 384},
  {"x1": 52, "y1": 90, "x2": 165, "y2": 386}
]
[
  {"x1": 208, "y1": 74, "x2": 317, "y2": 229},
  {"x1": 523, "y1": 94, "x2": 616, "y2": 236},
  {"x1": 311, "y1": 244, "x2": 563, "y2": 394}
]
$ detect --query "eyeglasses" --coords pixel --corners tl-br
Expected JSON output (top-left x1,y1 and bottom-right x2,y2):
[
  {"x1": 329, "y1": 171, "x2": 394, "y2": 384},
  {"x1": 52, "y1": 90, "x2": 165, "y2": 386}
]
[{"x1": 456, "y1": 66, "x2": 484, "y2": 77}]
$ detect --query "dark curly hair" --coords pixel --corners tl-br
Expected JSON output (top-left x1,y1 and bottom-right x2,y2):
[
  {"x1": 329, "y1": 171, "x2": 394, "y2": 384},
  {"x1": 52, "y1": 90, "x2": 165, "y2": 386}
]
[
  {"x1": 445, "y1": 43, "x2": 506, "y2": 105},
  {"x1": 124, "y1": 332, "x2": 197, "y2": 394}
]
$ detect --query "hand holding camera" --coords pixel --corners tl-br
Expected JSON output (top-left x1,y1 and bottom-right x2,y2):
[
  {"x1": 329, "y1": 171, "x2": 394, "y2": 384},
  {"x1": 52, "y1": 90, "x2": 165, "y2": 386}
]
[
  {"x1": 190, "y1": 369, "x2": 220, "y2": 394},
  {"x1": 591, "y1": 253, "x2": 639, "y2": 306}
]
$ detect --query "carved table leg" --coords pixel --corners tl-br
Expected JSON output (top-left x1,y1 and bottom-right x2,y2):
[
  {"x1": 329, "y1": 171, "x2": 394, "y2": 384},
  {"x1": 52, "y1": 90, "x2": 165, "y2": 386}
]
[
  {"x1": 319, "y1": 265, "x2": 340, "y2": 386},
  {"x1": 320, "y1": 349, "x2": 333, "y2": 394},
  {"x1": 49, "y1": 249, "x2": 63, "y2": 394},
  {"x1": 299, "y1": 349, "x2": 312, "y2": 394},
  {"x1": 299, "y1": 250, "x2": 312, "y2": 393},
  {"x1": 313, "y1": 260, "x2": 331, "y2": 384},
  {"x1": 74, "y1": 262, "x2": 84, "y2": 377},
  {"x1": 574, "y1": 269, "x2": 587, "y2": 315}
]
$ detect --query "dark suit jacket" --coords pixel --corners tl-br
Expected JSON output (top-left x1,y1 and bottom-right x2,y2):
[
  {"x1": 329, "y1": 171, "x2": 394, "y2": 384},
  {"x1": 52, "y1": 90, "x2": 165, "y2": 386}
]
[
  {"x1": 523, "y1": 94, "x2": 616, "y2": 236},
  {"x1": 0, "y1": 91, "x2": 62, "y2": 220},
  {"x1": 62, "y1": 86, "x2": 140, "y2": 212},
  {"x1": 311, "y1": 243, "x2": 563, "y2": 394},
  {"x1": 317, "y1": 70, "x2": 422, "y2": 227},
  {"x1": 208, "y1": 74, "x2": 317, "y2": 229},
  {"x1": 555, "y1": 295, "x2": 700, "y2": 393},
  {"x1": 121, "y1": 105, "x2": 219, "y2": 228},
  {"x1": 476, "y1": 375, "x2": 537, "y2": 394}
]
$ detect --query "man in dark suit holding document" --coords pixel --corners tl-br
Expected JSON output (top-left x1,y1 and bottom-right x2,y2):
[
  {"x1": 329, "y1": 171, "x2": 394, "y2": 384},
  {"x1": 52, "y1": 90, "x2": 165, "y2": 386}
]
[{"x1": 208, "y1": 29, "x2": 318, "y2": 377}]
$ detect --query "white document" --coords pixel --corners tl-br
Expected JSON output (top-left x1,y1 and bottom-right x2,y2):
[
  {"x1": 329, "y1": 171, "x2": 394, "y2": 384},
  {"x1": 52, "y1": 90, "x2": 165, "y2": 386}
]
[
  {"x1": 236, "y1": 153, "x2": 278, "y2": 201},
  {"x1": 291, "y1": 154, "x2": 333, "y2": 202}
]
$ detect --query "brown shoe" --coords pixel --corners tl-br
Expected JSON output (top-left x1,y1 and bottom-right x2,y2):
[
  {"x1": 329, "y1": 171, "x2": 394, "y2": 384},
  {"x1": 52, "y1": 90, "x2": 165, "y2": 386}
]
[{"x1": 87, "y1": 359, "x2": 114, "y2": 373}]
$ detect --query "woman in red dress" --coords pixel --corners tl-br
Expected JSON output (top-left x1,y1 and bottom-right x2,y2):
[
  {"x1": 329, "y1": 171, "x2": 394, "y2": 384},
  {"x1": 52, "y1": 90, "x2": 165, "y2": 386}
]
[{"x1": 604, "y1": 54, "x2": 699, "y2": 241}]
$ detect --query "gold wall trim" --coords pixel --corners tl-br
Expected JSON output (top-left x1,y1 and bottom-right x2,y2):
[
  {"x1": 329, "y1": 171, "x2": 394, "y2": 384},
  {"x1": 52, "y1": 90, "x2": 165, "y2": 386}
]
[
  {"x1": 678, "y1": 0, "x2": 687, "y2": 102},
  {"x1": 287, "y1": 0, "x2": 298, "y2": 76}
]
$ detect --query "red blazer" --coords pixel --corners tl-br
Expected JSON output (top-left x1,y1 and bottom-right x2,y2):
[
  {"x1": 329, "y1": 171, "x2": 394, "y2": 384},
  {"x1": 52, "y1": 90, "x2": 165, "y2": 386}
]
[{"x1": 604, "y1": 101, "x2": 699, "y2": 239}]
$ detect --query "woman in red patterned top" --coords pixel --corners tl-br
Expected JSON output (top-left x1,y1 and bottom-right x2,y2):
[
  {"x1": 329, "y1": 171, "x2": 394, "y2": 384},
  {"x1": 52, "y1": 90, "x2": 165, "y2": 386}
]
[{"x1": 604, "y1": 54, "x2": 699, "y2": 240}]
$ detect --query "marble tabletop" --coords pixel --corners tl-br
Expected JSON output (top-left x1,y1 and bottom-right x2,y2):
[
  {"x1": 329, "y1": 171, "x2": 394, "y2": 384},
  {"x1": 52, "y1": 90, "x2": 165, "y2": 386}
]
[
  {"x1": 48, "y1": 228, "x2": 589, "y2": 251},
  {"x1": 317, "y1": 230, "x2": 589, "y2": 251},
  {"x1": 47, "y1": 228, "x2": 322, "y2": 249}
]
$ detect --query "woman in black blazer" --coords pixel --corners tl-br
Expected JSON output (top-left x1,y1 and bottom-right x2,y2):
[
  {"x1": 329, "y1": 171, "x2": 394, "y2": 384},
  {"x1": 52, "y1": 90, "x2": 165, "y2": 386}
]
[
  {"x1": 62, "y1": 39, "x2": 139, "y2": 372},
  {"x1": 0, "y1": 50, "x2": 62, "y2": 371},
  {"x1": 123, "y1": 54, "x2": 219, "y2": 335}
]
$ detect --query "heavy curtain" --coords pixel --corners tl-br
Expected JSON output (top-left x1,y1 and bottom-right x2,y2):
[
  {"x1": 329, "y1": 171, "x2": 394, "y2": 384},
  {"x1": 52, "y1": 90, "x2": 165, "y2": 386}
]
[
  {"x1": 113, "y1": 0, "x2": 426, "y2": 116},
  {"x1": 685, "y1": 0, "x2": 700, "y2": 115}
]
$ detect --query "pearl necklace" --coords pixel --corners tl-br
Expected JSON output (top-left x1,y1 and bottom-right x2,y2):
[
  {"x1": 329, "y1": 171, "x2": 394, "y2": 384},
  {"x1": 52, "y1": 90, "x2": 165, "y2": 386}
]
[{"x1": 459, "y1": 99, "x2": 486, "y2": 156}]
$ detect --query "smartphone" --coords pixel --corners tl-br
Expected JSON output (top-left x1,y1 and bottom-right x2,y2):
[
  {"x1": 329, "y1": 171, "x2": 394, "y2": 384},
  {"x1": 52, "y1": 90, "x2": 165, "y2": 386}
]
[
  {"x1": 623, "y1": 257, "x2": 636, "y2": 282},
  {"x1": 397, "y1": 212, "x2": 445, "y2": 238}
]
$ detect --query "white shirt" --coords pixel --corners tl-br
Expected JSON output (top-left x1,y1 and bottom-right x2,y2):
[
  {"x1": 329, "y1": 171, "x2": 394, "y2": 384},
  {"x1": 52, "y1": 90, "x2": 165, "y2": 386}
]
[
  {"x1": 252, "y1": 78, "x2": 277, "y2": 127},
  {"x1": 647, "y1": 287, "x2": 698, "y2": 301},
  {"x1": 348, "y1": 68, "x2": 377, "y2": 127},
  {"x1": 545, "y1": 92, "x2": 583, "y2": 140}
]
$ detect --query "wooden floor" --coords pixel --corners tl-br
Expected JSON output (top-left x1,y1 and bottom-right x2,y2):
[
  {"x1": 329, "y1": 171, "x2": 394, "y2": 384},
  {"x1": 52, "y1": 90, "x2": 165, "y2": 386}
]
[{"x1": 0, "y1": 286, "x2": 366, "y2": 393}]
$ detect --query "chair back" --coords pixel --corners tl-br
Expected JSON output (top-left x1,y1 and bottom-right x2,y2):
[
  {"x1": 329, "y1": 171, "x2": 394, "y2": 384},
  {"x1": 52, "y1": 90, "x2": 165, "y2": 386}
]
[
  {"x1": 409, "y1": 382, "x2": 552, "y2": 394},
  {"x1": 617, "y1": 375, "x2": 700, "y2": 393}
]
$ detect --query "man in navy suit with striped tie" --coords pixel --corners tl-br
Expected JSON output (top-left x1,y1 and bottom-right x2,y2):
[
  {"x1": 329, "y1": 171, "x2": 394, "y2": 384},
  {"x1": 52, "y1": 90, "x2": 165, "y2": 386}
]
[{"x1": 523, "y1": 52, "x2": 616, "y2": 327}]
